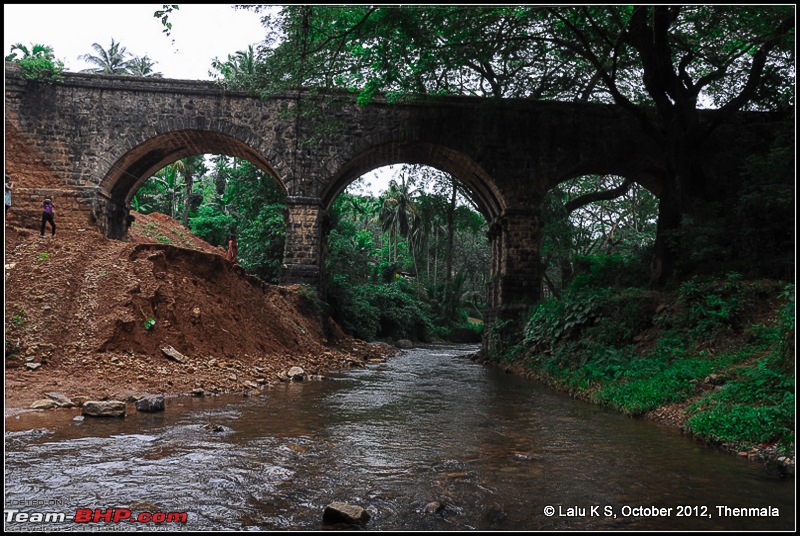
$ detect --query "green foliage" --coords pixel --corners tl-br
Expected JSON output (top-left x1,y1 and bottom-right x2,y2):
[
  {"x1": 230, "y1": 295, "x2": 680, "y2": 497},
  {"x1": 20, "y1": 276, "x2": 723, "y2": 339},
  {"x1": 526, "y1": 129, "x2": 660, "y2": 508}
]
[
  {"x1": 210, "y1": 45, "x2": 262, "y2": 95},
  {"x1": 131, "y1": 155, "x2": 286, "y2": 283},
  {"x1": 524, "y1": 294, "x2": 593, "y2": 351},
  {"x1": 212, "y1": 159, "x2": 286, "y2": 282},
  {"x1": 657, "y1": 272, "x2": 749, "y2": 339},
  {"x1": 233, "y1": 203, "x2": 285, "y2": 282},
  {"x1": 520, "y1": 270, "x2": 794, "y2": 452},
  {"x1": 6, "y1": 43, "x2": 64, "y2": 83},
  {"x1": 773, "y1": 284, "x2": 795, "y2": 371},
  {"x1": 588, "y1": 288, "x2": 655, "y2": 346},
  {"x1": 568, "y1": 253, "x2": 651, "y2": 291},
  {"x1": 14, "y1": 55, "x2": 65, "y2": 83},
  {"x1": 529, "y1": 340, "x2": 636, "y2": 390},
  {"x1": 329, "y1": 277, "x2": 436, "y2": 342},
  {"x1": 370, "y1": 279, "x2": 436, "y2": 340},
  {"x1": 484, "y1": 317, "x2": 520, "y2": 360},
  {"x1": 540, "y1": 176, "x2": 657, "y2": 298},
  {"x1": 36, "y1": 252, "x2": 50, "y2": 263},
  {"x1": 245, "y1": 6, "x2": 793, "y2": 122},
  {"x1": 133, "y1": 157, "x2": 206, "y2": 219},
  {"x1": 524, "y1": 285, "x2": 653, "y2": 351},
  {"x1": 144, "y1": 318, "x2": 156, "y2": 330},
  {"x1": 596, "y1": 357, "x2": 715, "y2": 415},
  {"x1": 154, "y1": 5, "x2": 180, "y2": 37},
  {"x1": 324, "y1": 171, "x2": 489, "y2": 342},
  {"x1": 326, "y1": 274, "x2": 381, "y2": 340},
  {"x1": 325, "y1": 211, "x2": 376, "y2": 284},
  {"x1": 79, "y1": 39, "x2": 163, "y2": 77},
  {"x1": 189, "y1": 205, "x2": 236, "y2": 246},
  {"x1": 685, "y1": 356, "x2": 794, "y2": 446},
  {"x1": 11, "y1": 306, "x2": 27, "y2": 327}
]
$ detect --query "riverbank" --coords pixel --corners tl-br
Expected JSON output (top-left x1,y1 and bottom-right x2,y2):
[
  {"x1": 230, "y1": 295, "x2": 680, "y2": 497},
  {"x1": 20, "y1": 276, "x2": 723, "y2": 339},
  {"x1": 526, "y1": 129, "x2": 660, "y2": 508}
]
[
  {"x1": 472, "y1": 276, "x2": 795, "y2": 478},
  {"x1": 474, "y1": 353, "x2": 794, "y2": 478}
]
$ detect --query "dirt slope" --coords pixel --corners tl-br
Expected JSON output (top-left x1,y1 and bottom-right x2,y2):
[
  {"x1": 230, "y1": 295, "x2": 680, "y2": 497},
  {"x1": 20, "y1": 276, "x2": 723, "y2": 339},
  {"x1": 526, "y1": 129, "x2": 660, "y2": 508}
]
[{"x1": 4, "y1": 212, "x2": 392, "y2": 413}]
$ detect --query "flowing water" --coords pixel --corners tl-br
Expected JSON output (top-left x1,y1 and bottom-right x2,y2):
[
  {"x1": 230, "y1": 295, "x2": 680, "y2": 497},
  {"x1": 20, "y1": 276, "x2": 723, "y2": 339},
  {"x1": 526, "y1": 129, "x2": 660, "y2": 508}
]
[{"x1": 4, "y1": 344, "x2": 795, "y2": 531}]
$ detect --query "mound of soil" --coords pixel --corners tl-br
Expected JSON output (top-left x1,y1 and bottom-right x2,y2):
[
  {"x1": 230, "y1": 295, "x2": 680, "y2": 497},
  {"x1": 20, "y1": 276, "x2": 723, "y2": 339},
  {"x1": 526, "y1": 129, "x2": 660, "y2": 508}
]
[{"x1": 4, "y1": 212, "x2": 394, "y2": 413}]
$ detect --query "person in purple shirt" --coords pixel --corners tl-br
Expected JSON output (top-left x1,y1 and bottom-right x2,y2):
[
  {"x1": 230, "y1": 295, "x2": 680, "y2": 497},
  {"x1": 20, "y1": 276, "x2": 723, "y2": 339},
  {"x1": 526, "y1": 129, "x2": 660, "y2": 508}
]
[{"x1": 40, "y1": 195, "x2": 56, "y2": 237}]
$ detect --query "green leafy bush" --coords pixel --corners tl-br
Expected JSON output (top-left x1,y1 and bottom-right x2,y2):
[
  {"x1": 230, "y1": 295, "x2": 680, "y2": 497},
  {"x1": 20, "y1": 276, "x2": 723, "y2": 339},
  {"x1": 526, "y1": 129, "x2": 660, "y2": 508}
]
[
  {"x1": 14, "y1": 56, "x2": 65, "y2": 83},
  {"x1": 524, "y1": 286, "x2": 654, "y2": 350},
  {"x1": 326, "y1": 276, "x2": 436, "y2": 342},
  {"x1": 656, "y1": 272, "x2": 748, "y2": 339},
  {"x1": 686, "y1": 356, "x2": 794, "y2": 445},
  {"x1": 189, "y1": 205, "x2": 237, "y2": 247},
  {"x1": 568, "y1": 253, "x2": 651, "y2": 290}
]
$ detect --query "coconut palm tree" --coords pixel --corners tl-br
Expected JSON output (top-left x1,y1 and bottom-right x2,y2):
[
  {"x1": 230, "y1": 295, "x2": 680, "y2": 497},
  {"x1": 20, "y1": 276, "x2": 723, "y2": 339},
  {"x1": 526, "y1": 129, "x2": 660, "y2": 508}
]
[
  {"x1": 5, "y1": 43, "x2": 55, "y2": 62},
  {"x1": 80, "y1": 39, "x2": 131, "y2": 75},
  {"x1": 126, "y1": 55, "x2": 163, "y2": 78},
  {"x1": 379, "y1": 172, "x2": 425, "y2": 286},
  {"x1": 210, "y1": 45, "x2": 260, "y2": 91}
]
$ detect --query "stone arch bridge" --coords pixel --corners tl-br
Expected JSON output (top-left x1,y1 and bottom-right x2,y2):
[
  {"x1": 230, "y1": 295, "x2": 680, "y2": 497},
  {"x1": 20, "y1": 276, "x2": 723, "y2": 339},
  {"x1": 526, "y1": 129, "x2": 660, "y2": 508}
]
[{"x1": 4, "y1": 63, "x2": 773, "y2": 345}]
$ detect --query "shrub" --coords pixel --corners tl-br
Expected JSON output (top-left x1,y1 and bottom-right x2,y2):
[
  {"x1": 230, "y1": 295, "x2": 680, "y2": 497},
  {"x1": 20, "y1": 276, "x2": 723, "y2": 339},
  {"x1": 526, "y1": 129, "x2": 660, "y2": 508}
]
[
  {"x1": 568, "y1": 252, "x2": 651, "y2": 290},
  {"x1": 686, "y1": 356, "x2": 794, "y2": 445},
  {"x1": 14, "y1": 56, "x2": 65, "y2": 83},
  {"x1": 655, "y1": 273, "x2": 749, "y2": 339}
]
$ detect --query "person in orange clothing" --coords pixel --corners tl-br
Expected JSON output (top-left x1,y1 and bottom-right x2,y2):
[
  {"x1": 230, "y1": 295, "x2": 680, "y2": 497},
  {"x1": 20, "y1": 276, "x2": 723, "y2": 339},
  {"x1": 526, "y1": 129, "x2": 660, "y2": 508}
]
[{"x1": 225, "y1": 234, "x2": 238, "y2": 265}]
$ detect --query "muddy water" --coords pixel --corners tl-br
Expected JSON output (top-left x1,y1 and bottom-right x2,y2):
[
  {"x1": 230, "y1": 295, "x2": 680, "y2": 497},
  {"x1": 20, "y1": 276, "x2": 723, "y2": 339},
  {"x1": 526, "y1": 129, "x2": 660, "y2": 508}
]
[{"x1": 4, "y1": 344, "x2": 795, "y2": 531}]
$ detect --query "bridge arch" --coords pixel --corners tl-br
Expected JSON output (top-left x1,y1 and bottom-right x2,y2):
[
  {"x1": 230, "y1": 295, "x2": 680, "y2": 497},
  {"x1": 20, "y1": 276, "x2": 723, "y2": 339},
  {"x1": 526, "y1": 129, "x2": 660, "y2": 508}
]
[
  {"x1": 96, "y1": 129, "x2": 288, "y2": 238},
  {"x1": 320, "y1": 141, "x2": 506, "y2": 220}
]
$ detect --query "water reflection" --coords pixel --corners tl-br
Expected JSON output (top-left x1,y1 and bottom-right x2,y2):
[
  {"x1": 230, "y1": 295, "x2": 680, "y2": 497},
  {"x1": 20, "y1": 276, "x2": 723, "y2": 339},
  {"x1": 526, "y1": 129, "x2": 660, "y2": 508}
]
[{"x1": 4, "y1": 344, "x2": 794, "y2": 531}]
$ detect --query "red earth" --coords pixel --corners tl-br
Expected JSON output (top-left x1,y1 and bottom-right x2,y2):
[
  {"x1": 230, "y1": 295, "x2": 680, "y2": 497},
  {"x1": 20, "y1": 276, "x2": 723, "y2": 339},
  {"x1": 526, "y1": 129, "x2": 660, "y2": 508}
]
[{"x1": 4, "y1": 211, "x2": 394, "y2": 414}]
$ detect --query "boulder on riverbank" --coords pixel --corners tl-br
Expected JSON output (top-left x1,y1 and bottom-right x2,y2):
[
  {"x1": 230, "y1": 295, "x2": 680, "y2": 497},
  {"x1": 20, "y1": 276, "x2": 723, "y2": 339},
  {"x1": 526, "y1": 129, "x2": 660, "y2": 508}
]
[
  {"x1": 136, "y1": 394, "x2": 165, "y2": 413},
  {"x1": 82, "y1": 400, "x2": 126, "y2": 417}
]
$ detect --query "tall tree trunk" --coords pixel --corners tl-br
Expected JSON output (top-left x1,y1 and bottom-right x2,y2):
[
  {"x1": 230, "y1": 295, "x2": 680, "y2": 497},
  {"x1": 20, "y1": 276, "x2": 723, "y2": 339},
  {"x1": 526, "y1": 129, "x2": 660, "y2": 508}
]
[
  {"x1": 445, "y1": 181, "x2": 456, "y2": 288},
  {"x1": 650, "y1": 137, "x2": 707, "y2": 286},
  {"x1": 182, "y1": 168, "x2": 194, "y2": 227},
  {"x1": 433, "y1": 225, "x2": 439, "y2": 287}
]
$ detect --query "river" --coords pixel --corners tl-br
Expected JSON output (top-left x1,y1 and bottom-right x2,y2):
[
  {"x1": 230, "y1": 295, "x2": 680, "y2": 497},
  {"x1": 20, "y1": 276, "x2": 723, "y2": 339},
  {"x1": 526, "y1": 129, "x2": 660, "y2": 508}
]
[{"x1": 4, "y1": 344, "x2": 795, "y2": 531}]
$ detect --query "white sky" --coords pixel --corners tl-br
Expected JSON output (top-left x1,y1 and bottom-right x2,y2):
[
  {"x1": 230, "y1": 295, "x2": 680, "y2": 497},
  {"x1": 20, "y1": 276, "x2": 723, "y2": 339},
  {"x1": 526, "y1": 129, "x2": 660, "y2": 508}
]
[{"x1": 3, "y1": 4, "x2": 267, "y2": 80}]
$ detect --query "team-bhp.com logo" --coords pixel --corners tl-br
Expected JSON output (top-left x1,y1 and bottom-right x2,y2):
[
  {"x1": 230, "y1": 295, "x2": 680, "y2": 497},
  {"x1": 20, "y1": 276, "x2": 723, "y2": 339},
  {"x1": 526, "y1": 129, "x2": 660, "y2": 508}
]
[{"x1": 5, "y1": 508, "x2": 188, "y2": 525}]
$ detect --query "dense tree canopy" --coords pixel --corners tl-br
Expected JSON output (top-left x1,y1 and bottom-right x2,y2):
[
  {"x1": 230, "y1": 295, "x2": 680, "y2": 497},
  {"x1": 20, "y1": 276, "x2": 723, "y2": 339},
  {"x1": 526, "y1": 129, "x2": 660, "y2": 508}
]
[{"x1": 232, "y1": 6, "x2": 793, "y2": 108}]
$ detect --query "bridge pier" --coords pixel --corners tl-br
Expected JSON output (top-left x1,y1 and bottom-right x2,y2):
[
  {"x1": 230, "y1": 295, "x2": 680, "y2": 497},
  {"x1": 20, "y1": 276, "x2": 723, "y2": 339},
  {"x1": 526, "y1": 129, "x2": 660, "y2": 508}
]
[
  {"x1": 279, "y1": 197, "x2": 328, "y2": 288},
  {"x1": 483, "y1": 208, "x2": 545, "y2": 355},
  {"x1": 94, "y1": 192, "x2": 132, "y2": 240}
]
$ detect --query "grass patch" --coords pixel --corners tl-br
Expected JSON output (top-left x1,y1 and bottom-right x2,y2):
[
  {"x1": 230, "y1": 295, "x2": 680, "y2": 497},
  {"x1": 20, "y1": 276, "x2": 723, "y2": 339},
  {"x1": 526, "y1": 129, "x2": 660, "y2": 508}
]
[
  {"x1": 514, "y1": 277, "x2": 794, "y2": 452},
  {"x1": 685, "y1": 355, "x2": 794, "y2": 448}
]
